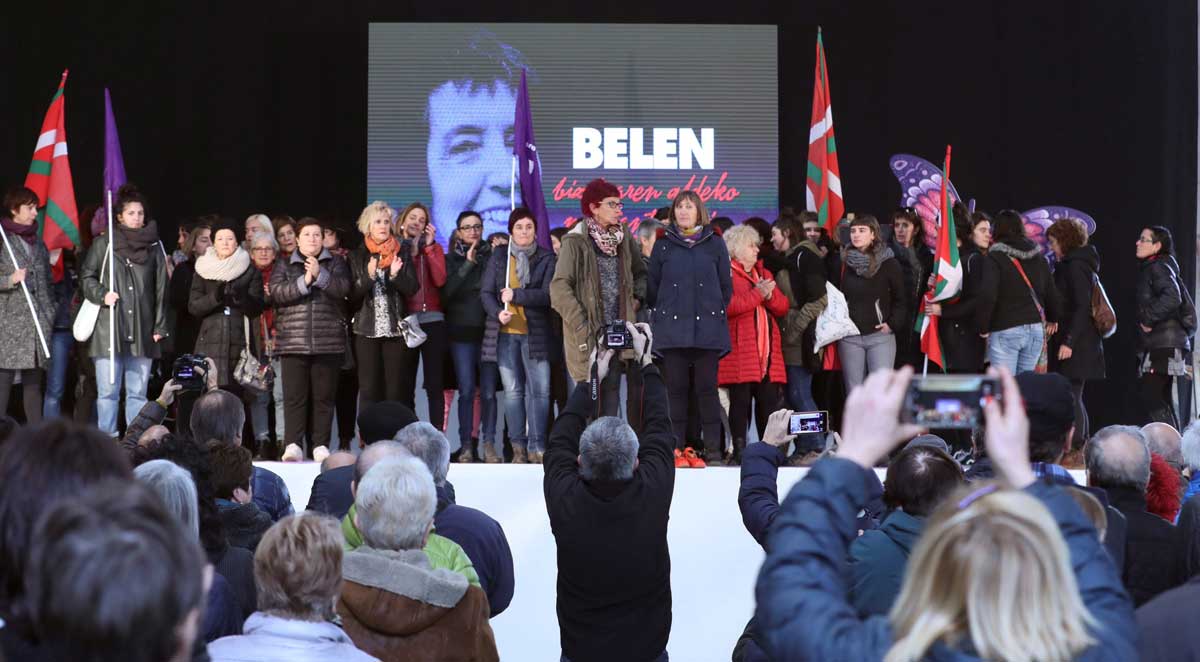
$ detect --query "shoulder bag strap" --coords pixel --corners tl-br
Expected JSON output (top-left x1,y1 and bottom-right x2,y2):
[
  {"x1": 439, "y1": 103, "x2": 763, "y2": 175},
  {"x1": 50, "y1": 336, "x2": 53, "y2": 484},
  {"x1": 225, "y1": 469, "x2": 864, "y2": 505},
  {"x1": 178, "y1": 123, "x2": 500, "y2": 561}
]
[
  {"x1": 243, "y1": 314, "x2": 251, "y2": 353},
  {"x1": 1009, "y1": 257, "x2": 1046, "y2": 323}
]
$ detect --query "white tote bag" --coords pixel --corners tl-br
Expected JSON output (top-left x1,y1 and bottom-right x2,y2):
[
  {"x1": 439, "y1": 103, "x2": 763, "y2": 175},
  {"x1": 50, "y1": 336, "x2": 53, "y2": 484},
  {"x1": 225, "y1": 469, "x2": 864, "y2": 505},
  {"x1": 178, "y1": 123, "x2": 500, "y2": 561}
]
[
  {"x1": 813, "y1": 281, "x2": 859, "y2": 351},
  {"x1": 73, "y1": 250, "x2": 109, "y2": 342}
]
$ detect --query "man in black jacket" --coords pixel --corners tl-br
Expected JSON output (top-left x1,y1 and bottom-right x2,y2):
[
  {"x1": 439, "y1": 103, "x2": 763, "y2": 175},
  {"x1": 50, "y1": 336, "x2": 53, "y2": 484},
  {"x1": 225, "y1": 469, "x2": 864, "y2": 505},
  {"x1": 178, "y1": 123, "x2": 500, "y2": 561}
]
[
  {"x1": 1087, "y1": 424, "x2": 1184, "y2": 606},
  {"x1": 544, "y1": 322, "x2": 672, "y2": 662}
]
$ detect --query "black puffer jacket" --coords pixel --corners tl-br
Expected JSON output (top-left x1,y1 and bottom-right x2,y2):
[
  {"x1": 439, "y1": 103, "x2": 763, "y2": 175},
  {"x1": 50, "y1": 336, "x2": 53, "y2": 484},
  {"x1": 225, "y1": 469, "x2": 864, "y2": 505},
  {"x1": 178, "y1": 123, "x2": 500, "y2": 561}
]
[
  {"x1": 1137, "y1": 254, "x2": 1193, "y2": 353},
  {"x1": 269, "y1": 249, "x2": 351, "y2": 355},
  {"x1": 443, "y1": 241, "x2": 493, "y2": 343},
  {"x1": 480, "y1": 245, "x2": 556, "y2": 363},
  {"x1": 1051, "y1": 246, "x2": 1106, "y2": 379},
  {"x1": 346, "y1": 244, "x2": 418, "y2": 338},
  {"x1": 189, "y1": 261, "x2": 265, "y2": 387},
  {"x1": 978, "y1": 238, "x2": 1062, "y2": 332}
]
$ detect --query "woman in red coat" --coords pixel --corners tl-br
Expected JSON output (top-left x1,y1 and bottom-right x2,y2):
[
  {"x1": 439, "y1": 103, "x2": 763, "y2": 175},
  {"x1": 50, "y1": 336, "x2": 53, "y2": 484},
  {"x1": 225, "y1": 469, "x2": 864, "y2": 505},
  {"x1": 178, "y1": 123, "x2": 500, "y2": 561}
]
[{"x1": 718, "y1": 224, "x2": 788, "y2": 464}]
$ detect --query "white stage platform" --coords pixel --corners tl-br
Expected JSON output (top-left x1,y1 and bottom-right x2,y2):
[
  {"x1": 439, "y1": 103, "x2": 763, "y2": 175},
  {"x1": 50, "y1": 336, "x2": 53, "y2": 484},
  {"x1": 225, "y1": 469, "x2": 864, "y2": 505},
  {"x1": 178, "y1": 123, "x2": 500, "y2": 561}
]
[{"x1": 259, "y1": 460, "x2": 1088, "y2": 662}]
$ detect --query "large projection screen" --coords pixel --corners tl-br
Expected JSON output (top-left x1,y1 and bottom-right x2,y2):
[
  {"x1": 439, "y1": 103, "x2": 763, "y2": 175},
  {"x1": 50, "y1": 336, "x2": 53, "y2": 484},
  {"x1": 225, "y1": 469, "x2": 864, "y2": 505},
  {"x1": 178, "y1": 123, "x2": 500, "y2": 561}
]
[{"x1": 369, "y1": 23, "x2": 779, "y2": 240}]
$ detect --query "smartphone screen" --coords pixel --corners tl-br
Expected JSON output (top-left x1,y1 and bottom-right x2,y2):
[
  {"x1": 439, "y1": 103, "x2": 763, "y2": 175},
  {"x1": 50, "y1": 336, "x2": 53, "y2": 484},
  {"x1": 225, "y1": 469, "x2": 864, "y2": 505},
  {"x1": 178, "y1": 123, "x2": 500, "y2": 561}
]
[
  {"x1": 789, "y1": 411, "x2": 829, "y2": 435},
  {"x1": 904, "y1": 375, "x2": 1000, "y2": 429}
]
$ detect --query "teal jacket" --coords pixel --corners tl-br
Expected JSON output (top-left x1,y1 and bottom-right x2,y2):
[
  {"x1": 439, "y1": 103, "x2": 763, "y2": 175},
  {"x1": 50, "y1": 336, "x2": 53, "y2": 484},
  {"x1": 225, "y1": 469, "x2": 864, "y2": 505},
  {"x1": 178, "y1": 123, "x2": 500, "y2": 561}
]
[{"x1": 847, "y1": 509, "x2": 923, "y2": 617}]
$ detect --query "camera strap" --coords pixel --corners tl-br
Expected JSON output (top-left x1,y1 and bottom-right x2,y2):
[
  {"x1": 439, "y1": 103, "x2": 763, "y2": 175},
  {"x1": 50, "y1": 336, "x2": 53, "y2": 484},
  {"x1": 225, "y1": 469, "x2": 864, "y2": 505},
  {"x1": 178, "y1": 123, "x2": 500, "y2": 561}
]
[{"x1": 590, "y1": 359, "x2": 599, "y2": 402}]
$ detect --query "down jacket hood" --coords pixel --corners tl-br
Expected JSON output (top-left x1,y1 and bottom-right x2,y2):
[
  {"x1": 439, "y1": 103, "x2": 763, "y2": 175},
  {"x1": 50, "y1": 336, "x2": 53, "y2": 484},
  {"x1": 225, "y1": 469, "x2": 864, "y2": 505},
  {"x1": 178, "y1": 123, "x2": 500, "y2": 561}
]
[{"x1": 988, "y1": 238, "x2": 1042, "y2": 261}]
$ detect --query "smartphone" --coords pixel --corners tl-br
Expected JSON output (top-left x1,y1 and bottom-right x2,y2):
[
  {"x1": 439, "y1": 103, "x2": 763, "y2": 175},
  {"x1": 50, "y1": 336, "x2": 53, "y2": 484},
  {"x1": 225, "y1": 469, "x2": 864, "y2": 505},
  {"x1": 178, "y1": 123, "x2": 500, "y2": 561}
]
[
  {"x1": 903, "y1": 375, "x2": 1000, "y2": 429},
  {"x1": 789, "y1": 410, "x2": 829, "y2": 435}
]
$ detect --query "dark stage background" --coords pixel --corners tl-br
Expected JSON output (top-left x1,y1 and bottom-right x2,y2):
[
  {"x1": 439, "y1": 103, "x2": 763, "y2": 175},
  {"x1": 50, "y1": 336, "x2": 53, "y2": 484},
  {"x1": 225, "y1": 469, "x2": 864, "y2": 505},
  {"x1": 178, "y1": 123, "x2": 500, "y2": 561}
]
[{"x1": 3, "y1": 1, "x2": 1196, "y2": 429}]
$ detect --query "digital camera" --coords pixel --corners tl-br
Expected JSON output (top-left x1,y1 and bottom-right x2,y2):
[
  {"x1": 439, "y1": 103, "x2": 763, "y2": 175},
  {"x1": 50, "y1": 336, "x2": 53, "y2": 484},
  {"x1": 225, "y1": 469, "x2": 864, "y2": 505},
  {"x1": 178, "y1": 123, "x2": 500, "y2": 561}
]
[
  {"x1": 601, "y1": 320, "x2": 633, "y2": 350},
  {"x1": 173, "y1": 354, "x2": 209, "y2": 392}
]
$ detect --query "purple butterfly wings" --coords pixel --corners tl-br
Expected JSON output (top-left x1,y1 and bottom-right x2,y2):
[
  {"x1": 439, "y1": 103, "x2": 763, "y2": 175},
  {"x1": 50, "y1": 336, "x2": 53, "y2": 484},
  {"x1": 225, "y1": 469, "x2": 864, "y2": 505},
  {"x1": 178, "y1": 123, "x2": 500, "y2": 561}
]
[
  {"x1": 888, "y1": 154, "x2": 1098, "y2": 261},
  {"x1": 889, "y1": 154, "x2": 962, "y2": 250}
]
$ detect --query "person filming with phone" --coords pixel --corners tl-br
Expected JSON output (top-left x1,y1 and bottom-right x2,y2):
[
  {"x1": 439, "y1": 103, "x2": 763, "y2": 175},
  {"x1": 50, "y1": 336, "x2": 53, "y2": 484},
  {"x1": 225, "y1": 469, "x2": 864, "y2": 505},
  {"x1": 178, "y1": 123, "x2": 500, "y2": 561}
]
[{"x1": 753, "y1": 366, "x2": 1135, "y2": 662}]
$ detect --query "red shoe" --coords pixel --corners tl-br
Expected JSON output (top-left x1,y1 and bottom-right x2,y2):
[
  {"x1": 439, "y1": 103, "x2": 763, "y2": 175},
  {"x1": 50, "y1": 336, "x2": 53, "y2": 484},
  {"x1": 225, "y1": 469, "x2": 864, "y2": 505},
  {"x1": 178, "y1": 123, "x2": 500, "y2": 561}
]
[
  {"x1": 674, "y1": 449, "x2": 689, "y2": 468},
  {"x1": 682, "y1": 448, "x2": 707, "y2": 469}
]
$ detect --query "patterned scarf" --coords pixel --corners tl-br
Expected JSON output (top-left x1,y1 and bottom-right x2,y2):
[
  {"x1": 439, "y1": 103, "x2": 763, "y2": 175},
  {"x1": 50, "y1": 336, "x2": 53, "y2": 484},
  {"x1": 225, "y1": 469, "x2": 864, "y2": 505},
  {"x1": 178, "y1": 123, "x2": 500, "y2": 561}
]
[
  {"x1": 364, "y1": 234, "x2": 400, "y2": 270},
  {"x1": 585, "y1": 216, "x2": 623, "y2": 257}
]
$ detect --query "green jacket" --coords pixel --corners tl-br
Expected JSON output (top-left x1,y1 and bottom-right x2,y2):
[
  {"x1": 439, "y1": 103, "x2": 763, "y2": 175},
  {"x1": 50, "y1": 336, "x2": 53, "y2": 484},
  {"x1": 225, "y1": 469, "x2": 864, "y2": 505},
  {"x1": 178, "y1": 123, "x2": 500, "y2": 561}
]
[
  {"x1": 549, "y1": 220, "x2": 647, "y2": 383},
  {"x1": 341, "y1": 504, "x2": 480, "y2": 587}
]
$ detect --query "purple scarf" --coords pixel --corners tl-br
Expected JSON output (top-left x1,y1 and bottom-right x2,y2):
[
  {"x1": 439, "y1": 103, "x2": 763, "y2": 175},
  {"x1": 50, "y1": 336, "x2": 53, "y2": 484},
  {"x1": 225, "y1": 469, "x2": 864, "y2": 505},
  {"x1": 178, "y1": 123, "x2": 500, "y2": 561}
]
[{"x1": 0, "y1": 216, "x2": 39, "y2": 247}]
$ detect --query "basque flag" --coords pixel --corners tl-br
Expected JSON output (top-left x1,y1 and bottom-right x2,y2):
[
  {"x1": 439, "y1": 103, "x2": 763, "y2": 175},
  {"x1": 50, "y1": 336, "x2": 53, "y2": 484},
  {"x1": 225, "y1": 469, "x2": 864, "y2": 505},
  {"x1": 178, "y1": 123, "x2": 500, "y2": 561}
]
[
  {"x1": 806, "y1": 27, "x2": 844, "y2": 234},
  {"x1": 513, "y1": 68, "x2": 552, "y2": 250},
  {"x1": 914, "y1": 145, "x2": 963, "y2": 370},
  {"x1": 24, "y1": 70, "x2": 81, "y2": 252}
]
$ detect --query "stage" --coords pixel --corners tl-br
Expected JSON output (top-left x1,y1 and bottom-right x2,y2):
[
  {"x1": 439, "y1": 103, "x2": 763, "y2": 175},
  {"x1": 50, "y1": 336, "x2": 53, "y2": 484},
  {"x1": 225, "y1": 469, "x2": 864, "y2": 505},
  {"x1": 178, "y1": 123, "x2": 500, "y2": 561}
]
[{"x1": 262, "y1": 460, "x2": 805, "y2": 661}]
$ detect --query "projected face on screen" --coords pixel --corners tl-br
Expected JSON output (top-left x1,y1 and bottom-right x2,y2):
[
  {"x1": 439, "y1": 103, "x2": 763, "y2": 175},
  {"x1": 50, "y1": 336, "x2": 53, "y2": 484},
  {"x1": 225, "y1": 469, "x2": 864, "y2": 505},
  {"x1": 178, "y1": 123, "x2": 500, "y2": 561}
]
[{"x1": 426, "y1": 79, "x2": 521, "y2": 239}]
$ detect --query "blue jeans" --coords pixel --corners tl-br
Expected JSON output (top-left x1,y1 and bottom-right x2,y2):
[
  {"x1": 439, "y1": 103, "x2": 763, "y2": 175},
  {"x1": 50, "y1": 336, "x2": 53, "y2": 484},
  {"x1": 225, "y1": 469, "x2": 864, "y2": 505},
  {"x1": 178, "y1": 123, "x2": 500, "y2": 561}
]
[
  {"x1": 42, "y1": 330, "x2": 74, "y2": 419},
  {"x1": 450, "y1": 341, "x2": 498, "y2": 448},
  {"x1": 94, "y1": 354, "x2": 152, "y2": 437},
  {"x1": 785, "y1": 364, "x2": 818, "y2": 412},
  {"x1": 497, "y1": 333, "x2": 550, "y2": 453},
  {"x1": 987, "y1": 323, "x2": 1044, "y2": 375}
]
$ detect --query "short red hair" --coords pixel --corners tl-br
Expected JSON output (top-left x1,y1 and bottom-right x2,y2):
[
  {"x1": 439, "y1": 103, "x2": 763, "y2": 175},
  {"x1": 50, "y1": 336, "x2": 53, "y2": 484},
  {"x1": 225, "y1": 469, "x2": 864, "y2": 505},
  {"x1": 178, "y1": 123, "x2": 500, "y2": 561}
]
[{"x1": 580, "y1": 179, "x2": 621, "y2": 218}]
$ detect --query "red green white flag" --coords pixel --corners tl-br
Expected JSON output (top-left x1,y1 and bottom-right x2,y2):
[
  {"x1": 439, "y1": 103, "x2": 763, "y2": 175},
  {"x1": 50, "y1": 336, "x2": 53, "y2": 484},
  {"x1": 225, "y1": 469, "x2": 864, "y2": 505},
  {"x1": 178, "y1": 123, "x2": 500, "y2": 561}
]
[
  {"x1": 806, "y1": 27, "x2": 844, "y2": 234},
  {"x1": 24, "y1": 70, "x2": 81, "y2": 252},
  {"x1": 915, "y1": 145, "x2": 963, "y2": 370}
]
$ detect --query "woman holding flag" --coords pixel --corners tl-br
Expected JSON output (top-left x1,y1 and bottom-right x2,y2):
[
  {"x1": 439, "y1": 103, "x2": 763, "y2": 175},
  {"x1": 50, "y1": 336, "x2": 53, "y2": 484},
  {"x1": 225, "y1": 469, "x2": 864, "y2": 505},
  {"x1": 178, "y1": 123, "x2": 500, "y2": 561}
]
[
  {"x1": 0, "y1": 187, "x2": 55, "y2": 423},
  {"x1": 79, "y1": 184, "x2": 169, "y2": 438}
]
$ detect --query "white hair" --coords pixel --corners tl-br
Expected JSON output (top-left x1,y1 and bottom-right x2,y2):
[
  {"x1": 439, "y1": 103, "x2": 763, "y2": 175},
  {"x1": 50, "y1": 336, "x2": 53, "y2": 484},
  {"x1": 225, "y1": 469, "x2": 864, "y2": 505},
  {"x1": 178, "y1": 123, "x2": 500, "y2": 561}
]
[
  {"x1": 355, "y1": 456, "x2": 436, "y2": 551},
  {"x1": 1181, "y1": 420, "x2": 1200, "y2": 471},
  {"x1": 246, "y1": 213, "x2": 274, "y2": 237},
  {"x1": 250, "y1": 231, "x2": 279, "y2": 252},
  {"x1": 579, "y1": 417, "x2": 639, "y2": 481},
  {"x1": 134, "y1": 460, "x2": 199, "y2": 539},
  {"x1": 393, "y1": 422, "x2": 451, "y2": 487}
]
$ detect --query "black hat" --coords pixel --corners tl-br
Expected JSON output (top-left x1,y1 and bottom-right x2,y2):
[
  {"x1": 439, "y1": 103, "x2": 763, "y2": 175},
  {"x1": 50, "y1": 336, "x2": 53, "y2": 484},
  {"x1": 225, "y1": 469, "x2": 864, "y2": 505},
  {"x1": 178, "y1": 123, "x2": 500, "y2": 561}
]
[
  {"x1": 1015, "y1": 372, "x2": 1075, "y2": 442},
  {"x1": 357, "y1": 401, "x2": 419, "y2": 445}
]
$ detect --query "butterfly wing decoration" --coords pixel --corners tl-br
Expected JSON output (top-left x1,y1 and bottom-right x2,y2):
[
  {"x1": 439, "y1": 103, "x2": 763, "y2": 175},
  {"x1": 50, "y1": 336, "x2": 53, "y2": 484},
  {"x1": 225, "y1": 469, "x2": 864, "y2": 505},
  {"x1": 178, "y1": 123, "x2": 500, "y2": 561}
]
[
  {"x1": 889, "y1": 154, "x2": 964, "y2": 250},
  {"x1": 1020, "y1": 207, "x2": 1098, "y2": 264}
]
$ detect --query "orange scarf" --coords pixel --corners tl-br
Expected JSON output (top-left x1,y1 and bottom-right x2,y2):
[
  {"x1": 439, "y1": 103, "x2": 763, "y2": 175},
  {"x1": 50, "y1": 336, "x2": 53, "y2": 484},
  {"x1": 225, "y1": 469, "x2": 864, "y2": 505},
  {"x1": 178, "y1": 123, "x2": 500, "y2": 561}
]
[
  {"x1": 365, "y1": 235, "x2": 401, "y2": 269},
  {"x1": 736, "y1": 261, "x2": 772, "y2": 380}
]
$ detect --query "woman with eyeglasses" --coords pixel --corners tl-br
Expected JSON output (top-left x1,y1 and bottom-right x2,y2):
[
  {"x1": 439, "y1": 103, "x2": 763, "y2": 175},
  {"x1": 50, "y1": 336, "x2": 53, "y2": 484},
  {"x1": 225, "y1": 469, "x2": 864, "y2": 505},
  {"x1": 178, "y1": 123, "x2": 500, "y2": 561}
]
[
  {"x1": 347, "y1": 202, "x2": 418, "y2": 408},
  {"x1": 977, "y1": 210, "x2": 1062, "y2": 375},
  {"x1": 1135, "y1": 225, "x2": 1194, "y2": 426},
  {"x1": 443, "y1": 210, "x2": 499, "y2": 462},
  {"x1": 248, "y1": 232, "x2": 283, "y2": 456}
]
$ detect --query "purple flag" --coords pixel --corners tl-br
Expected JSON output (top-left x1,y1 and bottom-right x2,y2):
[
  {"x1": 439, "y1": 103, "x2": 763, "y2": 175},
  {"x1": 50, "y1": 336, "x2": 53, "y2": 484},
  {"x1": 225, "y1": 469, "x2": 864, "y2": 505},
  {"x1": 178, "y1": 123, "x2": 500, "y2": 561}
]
[
  {"x1": 102, "y1": 88, "x2": 126, "y2": 225},
  {"x1": 513, "y1": 69, "x2": 551, "y2": 250}
]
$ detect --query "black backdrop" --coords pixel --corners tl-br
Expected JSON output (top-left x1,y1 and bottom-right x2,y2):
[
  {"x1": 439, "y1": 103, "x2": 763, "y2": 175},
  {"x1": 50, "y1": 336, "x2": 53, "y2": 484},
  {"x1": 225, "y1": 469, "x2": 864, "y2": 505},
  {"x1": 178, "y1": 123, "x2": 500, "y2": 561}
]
[{"x1": 4, "y1": 0, "x2": 1196, "y2": 429}]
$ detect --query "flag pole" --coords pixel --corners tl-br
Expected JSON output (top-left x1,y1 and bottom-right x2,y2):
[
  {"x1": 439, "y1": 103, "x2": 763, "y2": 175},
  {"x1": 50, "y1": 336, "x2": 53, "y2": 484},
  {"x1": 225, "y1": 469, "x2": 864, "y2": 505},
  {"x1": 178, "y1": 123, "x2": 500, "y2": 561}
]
[
  {"x1": 106, "y1": 190, "x2": 115, "y2": 385},
  {"x1": 0, "y1": 224, "x2": 51, "y2": 360},
  {"x1": 505, "y1": 155, "x2": 516, "y2": 313}
]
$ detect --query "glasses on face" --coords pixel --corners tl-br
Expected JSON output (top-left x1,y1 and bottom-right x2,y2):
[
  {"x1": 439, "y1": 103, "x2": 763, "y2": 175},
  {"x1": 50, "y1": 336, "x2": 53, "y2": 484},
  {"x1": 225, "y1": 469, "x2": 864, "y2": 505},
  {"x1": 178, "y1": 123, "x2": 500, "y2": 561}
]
[
  {"x1": 1136, "y1": 236, "x2": 1156, "y2": 244},
  {"x1": 603, "y1": 201, "x2": 624, "y2": 210},
  {"x1": 459, "y1": 224, "x2": 483, "y2": 231}
]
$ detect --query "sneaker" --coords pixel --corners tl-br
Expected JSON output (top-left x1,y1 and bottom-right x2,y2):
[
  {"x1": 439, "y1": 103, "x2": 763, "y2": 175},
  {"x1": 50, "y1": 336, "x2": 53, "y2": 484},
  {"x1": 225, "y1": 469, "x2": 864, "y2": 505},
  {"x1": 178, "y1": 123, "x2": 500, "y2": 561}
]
[
  {"x1": 312, "y1": 445, "x2": 330, "y2": 464},
  {"x1": 512, "y1": 446, "x2": 529, "y2": 464},
  {"x1": 683, "y1": 448, "x2": 707, "y2": 469},
  {"x1": 674, "y1": 449, "x2": 689, "y2": 468},
  {"x1": 457, "y1": 447, "x2": 474, "y2": 463},
  {"x1": 483, "y1": 445, "x2": 502, "y2": 464},
  {"x1": 281, "y1": 443, "x2": 304, "y2": 463}
]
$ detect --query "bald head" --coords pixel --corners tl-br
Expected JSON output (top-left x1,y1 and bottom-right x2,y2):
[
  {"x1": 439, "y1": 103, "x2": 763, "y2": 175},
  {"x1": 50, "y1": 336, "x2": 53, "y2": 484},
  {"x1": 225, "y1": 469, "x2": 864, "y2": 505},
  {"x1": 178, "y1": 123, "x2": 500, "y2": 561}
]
[
  {"x1": 1086, "y1": 425, "x2": 1151, "y2": 493},
  {"x1": 353, "y1": 440, "x2": 411, "y2": 489},
  {"x1": 1142, "y1": 422, "x2": 1183, "y2": 467},
  {"x1": 320, "y1": 451, "x2": 357, "y2": 474}
]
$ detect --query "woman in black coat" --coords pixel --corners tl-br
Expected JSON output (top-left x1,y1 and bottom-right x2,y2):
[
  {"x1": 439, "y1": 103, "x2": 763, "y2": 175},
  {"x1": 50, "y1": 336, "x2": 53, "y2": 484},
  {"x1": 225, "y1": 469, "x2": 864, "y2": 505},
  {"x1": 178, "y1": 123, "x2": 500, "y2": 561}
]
[
  {"x1": 188, "y1": 224, "x2": 265, "y2": 393},
  {"x1": 888, "y1": 208, "x2": 934, "y2": 369},
  {"x1": 932, "y1": 211, "x2": 991, "y2": 373},
  {"x1": 646, "y1": 191, "x2": 733, "y2": 464},
  {"x1": 1135, "y1": 225, "x2": 1194, "y2": 427},
  {"x1": 836, "y1": 215, "x2": 906, "y2": 391},
  {"x1": 167, "y1": 221, "x2": 213, "y2": 356},
  {"x1": 1046, "y1": 219, "x2": 1105, "y2": 448}
]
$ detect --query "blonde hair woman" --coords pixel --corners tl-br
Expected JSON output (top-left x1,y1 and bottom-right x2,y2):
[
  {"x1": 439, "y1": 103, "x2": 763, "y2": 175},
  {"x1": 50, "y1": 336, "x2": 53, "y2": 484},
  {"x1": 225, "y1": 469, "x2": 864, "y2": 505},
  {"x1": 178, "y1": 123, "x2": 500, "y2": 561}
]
[
  {"x1": 755, "y1": 366, "x2": 1135, "y2": 662},
  {"x1": 347, "y1": 201, "x2": 417, "y2": 406}
]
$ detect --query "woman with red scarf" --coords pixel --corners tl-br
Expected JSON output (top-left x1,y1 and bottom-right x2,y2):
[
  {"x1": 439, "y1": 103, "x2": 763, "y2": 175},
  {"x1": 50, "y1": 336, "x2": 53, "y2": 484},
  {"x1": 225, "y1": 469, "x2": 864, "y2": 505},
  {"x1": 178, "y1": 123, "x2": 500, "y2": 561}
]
[
  {"x1": 348, "y1": 201, "x2": 418, "y2": 406},
  {"x1": 718, "y1": 224, "x2": 787, "y2": 464},
  {"x1": 0, "y1": 186, "x2": 54, "y2": 422}
]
